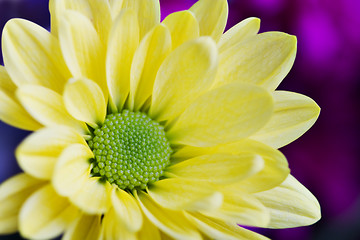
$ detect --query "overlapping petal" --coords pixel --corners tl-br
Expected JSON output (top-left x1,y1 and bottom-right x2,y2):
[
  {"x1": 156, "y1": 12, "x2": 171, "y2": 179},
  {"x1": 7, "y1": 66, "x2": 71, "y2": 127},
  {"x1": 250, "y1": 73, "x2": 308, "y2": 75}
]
[
  {"x1": 62, "y1": 213, "x2": 102, "y2": 240},
  {"x1": 102, "y1": 208, "x2": 137, "y2": 240}
]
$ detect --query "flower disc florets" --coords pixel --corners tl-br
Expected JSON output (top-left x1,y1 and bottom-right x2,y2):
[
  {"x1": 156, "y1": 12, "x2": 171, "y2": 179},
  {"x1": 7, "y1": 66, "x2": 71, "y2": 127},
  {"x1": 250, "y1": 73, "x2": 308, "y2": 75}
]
[{"x1": 88, "y1": 110, "x2": 172, "y2": 190}]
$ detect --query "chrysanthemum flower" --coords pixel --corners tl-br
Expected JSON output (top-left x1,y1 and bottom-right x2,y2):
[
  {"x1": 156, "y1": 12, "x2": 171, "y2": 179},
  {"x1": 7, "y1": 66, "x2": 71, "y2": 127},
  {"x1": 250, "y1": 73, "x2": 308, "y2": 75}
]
[{"x1": 0, "y1": 0, "x2": 321, "y2": 239}]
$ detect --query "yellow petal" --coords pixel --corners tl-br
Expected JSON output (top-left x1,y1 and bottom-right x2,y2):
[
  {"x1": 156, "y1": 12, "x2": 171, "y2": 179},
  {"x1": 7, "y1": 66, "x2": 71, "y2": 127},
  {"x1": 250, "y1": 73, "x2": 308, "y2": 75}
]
[
  {"x1": 149, "y1": 37, "x2": 218, "y2": 122},
  {"x1": 137, "y1": 213, "x2": 161, "y2": 240},
  {"x1": 254, "y1": 174, "x2": 321, "y2": 228},
  {"x1": 251, "y1": 91, "x2": 320, "y2": 148},
  {"x1": 186, "y1": 212, "x2": 269, "y2": 240},
  {"x1": 218, "y1": 17, "x2": 260, "y2": 52},
  {"x1": 215, "y1": 32, "x2": 297, "y2": 91},
  {"x1": 0, "y1": 66, "x2": 16, "y2": 94},
  {"x1": 166, "y1": 153, "x2": 263, "y2": 184},
  {"x1": 62, "y1": 213, "x2": 102, "y2": 240},
  {"x1": 87, "y1": 0, "x2": 112, "y2": 44},
  {"x1": 167, "y1": 83, "x2": 274, "y2": 147},
  {"x1": 106, "y1": 9, "x2": 140, "y2": 112},
  {"x1": 102, "y1": 208, "x2": 137, "y2": 240},
  {"x1": 162, "y1": 10, "x2": 199, "y2": 49},
  {"x1": 16, "y1": 126, "x2": 87, "y2": 180},
  {"x1": 2, "y1": 18, "x2": 70, "y2": 92},
  {"x1": 111, "y1": 188, "x2": 143, "y2": 232},
  {"x1": 190, "y1": 0, "x2": 228, "y2": 42},
  {"x1": 122, "y1": 0, "x2": 160, "y2": 39},
  {"x1": 135, "y1": 191, "x2": 202, "y2": 240},
  {"x1": 129, "y1": 24, "x2": 171, "y2": 111},
  {"x1": 16, "y1": 85, "x2": 87, "y2": 134},
  {"x1": 0, "y1": 174, "x2": 45, "y2": 234},
  {"x1": 147, "y1": 178, "x2": 222, "y2": 211},
  {"x1": 63, "y1": 78, "x2": 106, "y2": 128},
  {"x1": 108, "y1": 0, "x2": 124, "y2": 19},
  {"x1": 58, "y1": 10, "x2": 107, "y2": 95},
  {"x1": 19, "y1": 184, "x2": 79, "y2": 239}
]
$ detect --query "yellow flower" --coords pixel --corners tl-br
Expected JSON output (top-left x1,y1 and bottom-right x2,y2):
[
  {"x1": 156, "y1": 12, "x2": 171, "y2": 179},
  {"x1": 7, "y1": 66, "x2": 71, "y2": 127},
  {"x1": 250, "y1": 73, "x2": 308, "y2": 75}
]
[{"x1": 0, "y1": 0, "x2": 321, "y2": 239}]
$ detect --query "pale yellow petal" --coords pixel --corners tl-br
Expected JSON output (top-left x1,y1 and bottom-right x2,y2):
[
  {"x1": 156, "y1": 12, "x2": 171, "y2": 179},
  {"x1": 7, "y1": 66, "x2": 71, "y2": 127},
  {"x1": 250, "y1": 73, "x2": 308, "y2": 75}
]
[
  {"x1": 62, "y1": 213, "x2": 101, "y2": 240},
  {"x1": 17, "y1": 126, "x2": 87, "y2": 180},
  {"x1": 129, "y1": 24, "x2": 171, "y2": 111},
  {"x1": 218, "y1": 17, "x2": 260, "y2": 52},
  {"x1": 149, "y1": 37, "x2": 218, "y2": 122},
  {"x1": 58, "y1": 10, "x2": 107, "y2": 95},
  {"x1": 108, "y1": 0, "x2": 124, "y2": 19},
  {"x1": 251, "y1": 91, "x2": 320, "y2": 148},
  {"x1": 254, "y1": 174, "x2": 321, "y2": 228},
  {"x1": 148, "y1": 178, "x2": 222, "y2": 211},
  {"x1": 0, "y1": 174, "x2": 45, "y2": 234},
  {"x1": 190, "y1": 0, "x2": 228, "y2": 42},
  {"x1": 16, "y1": 85, "x2": 87, "y2": 133},
  {"x1": 111, "y1": 188, "x2": 143, "y2": 232},
  {"x1": 215, "y1": 32, "x2": 297, "y2": 91},
  {"x1": 162, "y1": 10, "x2": 199, "y2": 49},
  {"x1": 106, "y1": 9, "x2": 139, "y2": 112},
  {"x1": 135, "y1": 191, "x2": 202, "y2": 240},
  {"x1": 186, "y1": 212, "x2": 269, "y2": 240},
  {"x1": 122, "y1": 0, "x2": 160, "y2": 39},
  {"x1": 87, "y1": 0, "x2": 112, "y2": 44},
  {"x1": 0, "y1": 65, "x2": 16, "y2": 94},
  {"x1": 137, "y1": 213, "x2": 161, "y2": 240},
  {"x1": 166, "y1": 153, "x2": 263, "y2": 184},
  {"x1": 63, "y1": 78, "x2": 106, "y2": 128},
  {"x1": 2, "y1": 18, "x2": 70, "y2": 92},
  {"x1": 19, "y1": 184, "x2": 79, "y2": 239},
  {"x1": 102, "y1": 207, "x2": 137, "y2": 240},
  {"x1": 167, "y1": 83, "x2": 274, "y2": 147}
]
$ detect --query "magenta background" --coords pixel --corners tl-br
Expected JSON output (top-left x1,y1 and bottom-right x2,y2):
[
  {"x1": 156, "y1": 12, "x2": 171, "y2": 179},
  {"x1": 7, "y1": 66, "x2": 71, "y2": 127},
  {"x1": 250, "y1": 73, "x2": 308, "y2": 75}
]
[{"x1": 1, "y1": 0, "x2": 360, "y2": 239}]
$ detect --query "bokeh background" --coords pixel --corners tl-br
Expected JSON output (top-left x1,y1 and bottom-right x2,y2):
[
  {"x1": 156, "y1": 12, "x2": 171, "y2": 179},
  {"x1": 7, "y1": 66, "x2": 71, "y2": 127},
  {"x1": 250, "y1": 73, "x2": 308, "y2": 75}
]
[{"x1": 0, "y1": 0, "x2": 359, "y2": 239}]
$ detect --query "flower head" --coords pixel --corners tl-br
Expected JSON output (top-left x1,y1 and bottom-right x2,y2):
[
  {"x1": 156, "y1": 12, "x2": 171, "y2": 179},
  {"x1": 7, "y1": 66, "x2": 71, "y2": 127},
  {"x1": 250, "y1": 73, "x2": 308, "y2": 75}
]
[{"x1": 0, "y1": 0, "x2": 321, "y2": 239}]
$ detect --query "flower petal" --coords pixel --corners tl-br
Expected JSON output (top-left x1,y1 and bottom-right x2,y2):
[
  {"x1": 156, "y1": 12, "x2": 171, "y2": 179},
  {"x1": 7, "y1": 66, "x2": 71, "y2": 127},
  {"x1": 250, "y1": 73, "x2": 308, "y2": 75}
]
[
  {"x1": 58, "y1": 10, "x2": 107, "y2": 94},
  {"x1": 215, "y1": 32, "x2": 297, "y2": 91},
  {"x1": 251, "y1": 91, "x2": 320, "y2": 148},
  {"x1": 62, "y1": 213, "x2": 102, "y2": 240},
  {"x1": 102, "y1": 208, "x2": 137, "y2": 240},
  {"x1": 162, "y1": 10, "x2": 199, "y2": 49},
  {"x1": 2, "y1": 18, "x2": 70, "y2": 92},
  {"x1": 0, "y1": 174, "x2": 45, "y2": 234},
  {"x1": 106, "y1": 9, "x2": 140, "y2": 112},
  {"x1": 108, "y1": 0, "x2": 125, "y2": 19},
  {"x1": 63, "y1": 78, "x2": 106, "y2": 128},
  {"x1": 129, "y1": 24, "x2": 171, "y2": 111},
  {"x1": 86, "y1": 0, "x2": 112, "y2": 44},
  {"x1": 218, "y1": 17, "x2": 260, "y2": 52},
  {"x1": 254, "y1": 174, "x2": 321, "y2": 228},
  {"x1": 0, "y1": 66, "x2": 16, "y2": 94},
  {"x1": 16, "y1": 85, "x2": 87, "y2": 134},
  {"x1": 135, "y1": 191, "x2": 202, "y2": 240},
  {"x1": 19, "y1": 184, "x2": 79, "y2": 239},
  {"x1": 149, "y1": 37, "x2": 218, "y2": 122},
  {"x1": 111, "y1": 188, "x2": 143, "y2": 232},
  {"x1": 16, "y1": 127, "x2": 87, "y2": 180},
  {"x1": 190, "y1": 0, "x2": 228, "y2": 42},
  {"x1": 167, "y1": 83, "x2": 274, "y2": 147},
  {"x1": 122, "y1": 0, "x2": 160, "y2": 39},
  {"x1": 137, "y1": 213, "x2": 161, "y2": 240},
  {"x1": 147, "y1": 178, "x2": 222, "y2": 211},
  {"x1": 166, "y1": 153, "x2": 263, "y2": 184}
]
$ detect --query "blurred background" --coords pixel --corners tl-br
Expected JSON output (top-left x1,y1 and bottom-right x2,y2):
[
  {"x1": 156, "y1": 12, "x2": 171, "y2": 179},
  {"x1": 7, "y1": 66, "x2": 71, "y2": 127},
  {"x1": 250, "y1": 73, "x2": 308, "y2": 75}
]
[{"x1": 0, "y1": 0, "x2": 359, "y2": 239}]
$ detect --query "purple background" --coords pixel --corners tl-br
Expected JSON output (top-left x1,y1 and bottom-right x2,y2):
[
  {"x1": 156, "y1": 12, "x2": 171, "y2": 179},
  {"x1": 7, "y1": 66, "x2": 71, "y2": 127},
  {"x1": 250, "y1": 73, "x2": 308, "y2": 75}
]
[{"x1": 1, "y1": 0, "x2": 360, "y2": 239}]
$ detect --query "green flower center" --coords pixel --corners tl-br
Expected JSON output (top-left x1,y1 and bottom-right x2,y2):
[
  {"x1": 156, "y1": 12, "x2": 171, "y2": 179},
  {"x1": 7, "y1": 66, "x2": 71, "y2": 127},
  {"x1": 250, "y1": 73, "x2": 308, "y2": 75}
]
[{"x1": 88, "y1": 110, "x2": 172, "y2": 190}]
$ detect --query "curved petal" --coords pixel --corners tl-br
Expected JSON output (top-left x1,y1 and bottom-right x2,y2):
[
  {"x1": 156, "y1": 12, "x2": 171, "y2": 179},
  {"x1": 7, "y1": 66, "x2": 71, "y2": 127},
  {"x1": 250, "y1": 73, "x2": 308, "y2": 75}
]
[
  {"x1": 129, "y1": 24, "x2": 171, "y2": 111},
  {"x1": 254, "y1": 174, "x2": 321, "y2": 228},
  {"x1": 16, "y1": 85, "x2": 87, "y2": 134},
  {"x1": 251, "y1": 91, "x2": 320, "y2": 148},
  {"x1": 135, "y1": 191, "x2": 202, "y2": 240},
  {"x1": 137, "y1": 213, "x2": 161, "y2": 240},
  {"x1": 102, "y1": 207, "x2": 137, "y2": 240},
  {"x1": 189, "y1": 0, "x2": 228, "y2": 42},
  {"x1": 149, "y1": 37, "x2": 218, "y2": 122},
  {"x1": 166, "y1": 153, "x2": 263, "y2": 184},
  {"x1": 63, "y1": 78, "x2": 106, "y2": 128},
  {"x1": 162, "y1": 10, "x2": 199, "y2": 49},
  {"x1": 111, "y1": 188, "x2": 143, "y2": 232},
  {"x1": 108, "y1": 0, "x2": 125, "y2": 19},
  {"x1": 122, "y1": 0, "x2": 160, "y2": 39},
  {"x1": 16, "y1": 126, "x2": 87, "y2": 180},
  {"x1": 19, "y1": 184, "x2": 79, "y2": 239},
  {"x1": 62, "y1": 213, "x2": 102, "y2": 240},
  {"x1": 218, "y1": 17, "x2": 260, "y2": 52},
  {"x1": 0, "y1": 174, "x2": 45, "y2": 234},
  {"x1": 2, "y1": 18, "x2": 70, "y2": 92},
  {"x1": 0, "y1": 65, "x2": 16, "y2": 94},
  {"x1": 106, "y1": 9, "x2": 139, "y2": 112},
  {"x1": 215, "y1": 32, "x2": 297, "y2": 91},
  {"x1": 86, "y1": 0, "x2": 112, "y2": 44},
  {"x1": 167, "y1": 83, "x2": 274, "y2": 147}
]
